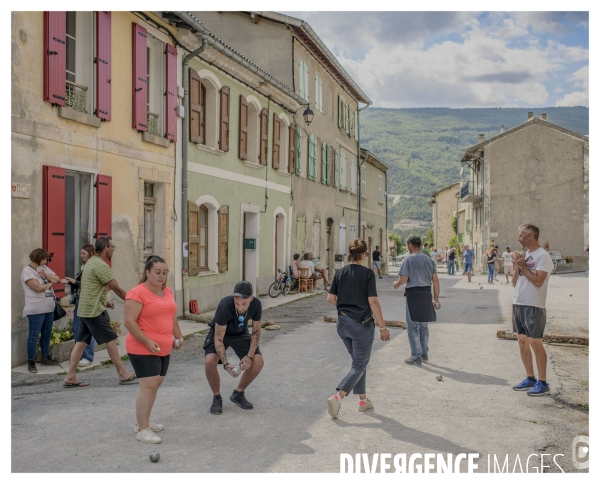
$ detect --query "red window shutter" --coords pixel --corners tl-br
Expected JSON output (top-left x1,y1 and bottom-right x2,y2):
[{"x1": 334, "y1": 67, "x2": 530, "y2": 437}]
[
  {"x1": 288, "y1": 123, "x2": 296, "y2": 174},
  {"x1": 239, "y1": 95, "x2": 248, "y2": 160},
  {"x1": 95, "y1": 12, "x2": 111, "y2": 121},
  {"x1": 43, "y1": 12, "x2": 66, "y2": 106},
  {"x1": 43, "y1": 166, "x2": 66, "y2": 296},
  {"x1": 189, "y1": 69, "x2": 201, "y2": 143},
  {"x1": 260, "y1": 107, "x2": 269, "y2": 165},
  {"x1": 272, "y1": 113, "x2": 280, "y2": 170},
  {"x1": 219, "y1": 86, "x2": 230, "y2": 151},
  {"x1": 96, "y1": 174, "x2": 112, "y2": 240},
  {"x1": 132, "y1": 23, "x2": 147, "y2": 131},
  {"x1": 165, "y1": 44, "x2": 177, "y2": 141}
]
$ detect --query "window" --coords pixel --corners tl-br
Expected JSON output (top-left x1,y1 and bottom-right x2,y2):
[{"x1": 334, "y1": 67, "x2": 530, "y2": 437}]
[
  {"x1": 339, "y1": 223, "x2": 346, "y2": 256},
  {"x1": 345, "y1": 103, "x2": 351, "y2": 135},
  {"x1": 65, "y1": 171, "x2": 93, "y2": 277},
  {"x1": 321, "y1": 142, "x2": 329, "y2": 184},
  {"x1": 350, "y1": 157, "x2": 357, "y2": 194},
  {"x1": 65, "y1": 12, "x2": 93, "y2": 114},
  {"x1": 378, "y1": 174, "x2": 384, "y2": 204},
  {"x1": 199, "y1": 84, "x2": 206, "y2": 144},
  {"x1": 199, "y1": 205, "x2": 208, "y2": 270},
  {"x1": 272, "y1": 113, "x2": 289, "y2": 171},
  {"x1": 298, "y1": 60, "x2": 309, "y2": 101},
  {"x1": 315, "y1": 73, "x2": 323, "y2": 112},
  {"x1": 334, "y1": 149, "x2": 340, "y2": 188},
  {"x1": 354, "y1": 110, "x2": 359, "y2": 140},
  {"x1": 146, "y1": 33, "x2": 164, "y2": 137},
  {"x1": 312, "y1": 216, "x2": 321, "y2": 259},
  {"x1": 307, "y1": 134, "x2": 317, "y2": 181},
  {"x1": 239, "y1": 95, "x2": 260, "y2": 163},
  {"x1": 295, "y1": 124, "x2": 302, "y2": 175},
  {"x1": 339, "y1": 151, "x2": 347, "y2": 190},
  {"x1": 350, "y1": 223, "x2": 356, "y2": 242},
  {"x1": 338, "y1": 95, "x2": 343, "y2": 128},
  {"x1": 360, "y1": 164, "x2": 366, "y2": 198},
  {"x1": 143, "y1": 183, "x2": 155, "y2": 258}
]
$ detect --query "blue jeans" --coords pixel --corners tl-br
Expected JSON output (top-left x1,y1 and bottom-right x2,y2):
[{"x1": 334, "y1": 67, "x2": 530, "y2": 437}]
[
  {"x1": 488, "y1": 263, "x2": 495, "y2": 282},
  {"x1": 336, "y1": 313, "x2": 375, "y2": 395},
  {"x1": 405, "y1": 305, "x2": 429, "y2": 359},
  {"x1": 73, "y1": 298, "x2": 96, "y2": 361},
  {"x1": 447, "y1": 261, "x2": 455, "y2": 275},
  {"x1": 27, "y1": 311, "x2": 54, "y2": 360}
]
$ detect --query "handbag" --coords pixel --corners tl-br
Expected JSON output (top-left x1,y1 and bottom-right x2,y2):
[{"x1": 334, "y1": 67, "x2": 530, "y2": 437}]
[{"x1": 53, "y1": 299, "x2": 67, "y2": 321}]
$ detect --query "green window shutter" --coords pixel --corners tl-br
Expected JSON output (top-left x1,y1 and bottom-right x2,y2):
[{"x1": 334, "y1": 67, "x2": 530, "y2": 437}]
[
  {"x1": 326, "y1": 145, "x2": 331, "y2": 185},
  {"x1": 338, "y1": 95, "x2": 342, "y2": 128},
  {"x1": 345, "y1": 103, "x2": 351, "y2": 135},
  {"x1": 340, "y1": 152, "x2": 347, "y2": 190},
  {"x1": 321, "y1": 142, "x2": 327, "y2": 183},
  {"x1": 295, "y1": 124, "x2": 302, "y2": 176},
  {"x1": 308, "y1": 134, "x2": 316, "y2": 180},
  {"x1": 334, "y1": 149, "x2": 339, "y2": 188}
]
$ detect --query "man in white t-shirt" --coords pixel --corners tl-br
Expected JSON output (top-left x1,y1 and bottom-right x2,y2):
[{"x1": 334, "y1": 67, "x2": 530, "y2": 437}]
[
  {"x1": 501, "y1": 246, "x2": 514, "y2": 284},
  {"x1": 510, "y1": 224, "x2": 554, "y2": 396}
]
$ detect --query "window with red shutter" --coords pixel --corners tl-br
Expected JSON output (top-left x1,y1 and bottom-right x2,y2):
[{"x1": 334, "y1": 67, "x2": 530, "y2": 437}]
[
  {"x1": 132, "y1": 23, "x2": 147, "y2": 131},
  {"x1": 219, "y1": 86, "x2": 230, "y2": 151},
  {"x1": 95, "y1": 174, "x2": 112, "y2": 240},
  {"x1": 44, "y1": 12, "x2": 67, "y2": 106},
  {"x1": 260, "y1": 108, "x2": 269, "y2": 165},
  {"x1": 43, "y1": 165, "x2": 66, "y2": 297},
  {"x1": 239, "y1": 95, "x2": 248, "y2": 160},
  {"x1": 272, "y1": 113, "x2": 280, "y2": 170},
  {"x1": 165, "y1": 44, "x2": 177, "y2": 141},
  {"x1": 95, "y1": 11, "x2": 111, "y2": 121}
]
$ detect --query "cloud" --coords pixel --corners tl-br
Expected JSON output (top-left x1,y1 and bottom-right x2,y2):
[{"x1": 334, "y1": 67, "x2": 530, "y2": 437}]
[
  {"x1": 556, "y1": 66, "x2": 589, "y2": 106},
  {"x1": 514, "y1": 12, "x2": 589, "y2": 34}
]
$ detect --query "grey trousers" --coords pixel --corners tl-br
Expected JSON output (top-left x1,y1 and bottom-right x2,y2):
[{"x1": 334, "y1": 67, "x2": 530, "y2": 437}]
[{"x1": 336, "y1": 313, "x2": 375, "y2": 395}]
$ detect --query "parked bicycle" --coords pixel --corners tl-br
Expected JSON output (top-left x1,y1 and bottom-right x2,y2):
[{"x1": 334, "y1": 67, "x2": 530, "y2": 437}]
[{"x1": 268, "y1": 269, "x2": 297, "y2": 297}]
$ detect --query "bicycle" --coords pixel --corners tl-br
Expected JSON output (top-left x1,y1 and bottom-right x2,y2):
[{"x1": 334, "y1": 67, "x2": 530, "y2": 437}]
[{"x1": 268, "y1": 269, "x2": 297, "y2": 297}]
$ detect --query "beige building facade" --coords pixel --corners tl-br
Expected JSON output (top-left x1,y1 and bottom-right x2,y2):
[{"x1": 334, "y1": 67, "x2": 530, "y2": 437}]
[{"x1": 429, "y1": 183, "x2": 472, "y2": 256}]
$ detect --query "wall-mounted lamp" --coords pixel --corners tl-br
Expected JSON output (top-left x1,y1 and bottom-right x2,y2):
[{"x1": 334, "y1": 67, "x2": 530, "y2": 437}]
[{"x1": 301, "y1": 103, "x2": 314, "y2": 126}]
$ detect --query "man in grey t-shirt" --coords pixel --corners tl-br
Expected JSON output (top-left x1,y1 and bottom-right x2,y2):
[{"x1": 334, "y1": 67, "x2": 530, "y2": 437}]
[{"x1": 393, "y1": 236, "x2": 441, "y2": 365}]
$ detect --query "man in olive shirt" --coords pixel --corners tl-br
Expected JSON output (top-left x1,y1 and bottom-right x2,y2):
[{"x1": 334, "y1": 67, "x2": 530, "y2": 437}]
[{"x1": 63, "y1": 237, "x2": 136, "y2": 387}]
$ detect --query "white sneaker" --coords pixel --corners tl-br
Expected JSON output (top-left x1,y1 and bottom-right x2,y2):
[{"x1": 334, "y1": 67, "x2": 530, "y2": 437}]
[
  {"x1": 134, "y1": 421, "x2": 164, "y2": 433},
  {"x1": 135, "y1": 427, "x2": 161, "y2": 444},
  {"x1": 358, "y1": 398, "x2": 374, "y2": 412},
  {"x1": 78, "y1": 359, "x2": 92, "y2": 367},
  {"x1": 327, "y1": 395, "x2": 342, "y2": 419}
]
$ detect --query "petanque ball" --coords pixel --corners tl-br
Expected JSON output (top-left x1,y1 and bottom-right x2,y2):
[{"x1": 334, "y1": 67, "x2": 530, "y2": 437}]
[
  {"x1": 149, "y1": 451, "x2": 160, "y2": 463},
  {"x1": 436, "y1": 374, "x2": 443, "y2": 381}
]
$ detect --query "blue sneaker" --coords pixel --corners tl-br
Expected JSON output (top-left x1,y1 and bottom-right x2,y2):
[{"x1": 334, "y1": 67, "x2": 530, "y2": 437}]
[
  {"x1": 513, "y1": 377, "x2": 536, "y2": 391},
  {"x1": 527, "y1": 381, "x2": 550, "y2": 396}
]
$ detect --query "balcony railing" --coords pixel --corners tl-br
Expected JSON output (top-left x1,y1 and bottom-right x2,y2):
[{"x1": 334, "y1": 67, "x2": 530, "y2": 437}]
[
  {"x1": 460, "y1": 181, "x2": 482, "y2": 202},
  {"x1": 65, "y1": 81, "x2": 88, "y2": 113},
  {"x1": 147, "y1": 112, "x2": 160, "y2": 136}
]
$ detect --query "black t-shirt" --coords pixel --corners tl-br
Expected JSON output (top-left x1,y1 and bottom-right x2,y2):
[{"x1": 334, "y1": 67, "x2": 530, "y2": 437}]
[
  {"x1": 448, "y1": 250, "x2": 455, "y2": 260},
  {"x1": 209, "y1": 296, "x2": 262, "y2": 336},
  {"x1": 329, "y1": 264, "x2": 377, "y2": 323},
  {"x1": 372, "y1": 250, "x2": 381, "y2": 262}
]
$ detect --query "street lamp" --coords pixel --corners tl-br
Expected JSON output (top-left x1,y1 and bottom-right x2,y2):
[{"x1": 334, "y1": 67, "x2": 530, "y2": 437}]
[{"x1": 301, "y1": 103, "x2": 314, "y2": 125}]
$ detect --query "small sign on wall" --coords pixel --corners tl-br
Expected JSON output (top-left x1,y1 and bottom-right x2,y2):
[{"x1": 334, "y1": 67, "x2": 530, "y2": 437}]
[{"x1": 12, "y1": 182, "x2": 31, "y2": 199}]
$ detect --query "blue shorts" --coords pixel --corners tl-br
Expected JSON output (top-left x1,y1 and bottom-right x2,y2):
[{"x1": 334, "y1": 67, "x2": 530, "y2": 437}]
[
  {"x1": 373, "y1": 261, "x2": 381, "y2": 269},
  {"x1": 463, "y1": 263, "x2": 473, "y2": 273}
]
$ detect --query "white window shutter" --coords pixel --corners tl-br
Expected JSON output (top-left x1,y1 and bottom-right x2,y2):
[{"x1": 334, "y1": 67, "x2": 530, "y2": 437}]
[
  {"x1": 298, "y1": 61, "x2": 305, "y2": 100},
  {"x1": 304, "y1": 63, "x2": 309, "y2": 101},
  {"x1": 354, "y1": 111, "x2": 359, "y2": 140}
]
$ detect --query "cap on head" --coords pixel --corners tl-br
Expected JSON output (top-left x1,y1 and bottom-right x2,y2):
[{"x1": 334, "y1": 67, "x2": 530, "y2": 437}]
[
  {"x1": 494, "y1": 245, "x2": 499, "y2": 248},
  {"x1": 506, "y1": 246, "x2": 511, "y2": 249},
  {"x1": 233, "y1": 281, "x2": 253, "y2": 299}
]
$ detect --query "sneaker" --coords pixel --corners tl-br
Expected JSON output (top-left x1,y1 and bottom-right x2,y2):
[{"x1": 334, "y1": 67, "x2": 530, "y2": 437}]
[
  {"x1": 358, "y1": 399, "x2": 373, "y2": 412},
  {"x1": 513, "y1": 377, "x2": 537, "y2": 391},
  {"x1": 405, "y1": 357, "x2": 422, "y2": 366},
  {"x1": 27, "y1": 360, "x2": 37, "y2": 373},
  {"x1": 78, "y1": 359, "x2": 92, "y2": 367},
  {"x1": 40, "y1": 355, "x2": 59, "y2": 366},
  {"x1": 327, "y1": 395, "x2": 342, "y2": 419},
  {"x1": 527, "y1": 381, "x2": 550, "y2": 397},
  {"x1": 421, "y1": 353, "x2": 429, "y2": 362},
  {"x1": 378, "y1": 276, "x2": 383, "y2": 279},
  {"x1": 135, "y1": 427, "x2": 161, "y2": 444},
  {"x1": 210, "y1": 395, "x2": 223, "y2": 415},
  {"x1": 230, "y1": 390, "x2": 253, "y2": 410},
  {"x1": 134, "y1": 421, "x2": 164, "y2": 433}
]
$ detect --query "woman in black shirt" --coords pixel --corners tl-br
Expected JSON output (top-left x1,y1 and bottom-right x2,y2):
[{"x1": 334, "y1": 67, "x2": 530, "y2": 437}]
[{"x1": 326, "y1": 238, "x2": 390, "y2": 419}]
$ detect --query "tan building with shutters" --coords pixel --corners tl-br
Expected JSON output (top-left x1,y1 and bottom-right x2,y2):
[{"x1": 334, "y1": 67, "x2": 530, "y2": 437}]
[
  {"x1": 189, "y1": 11, "x2": 372, "y2": 279},
  {"x1": 167, "y1": 14, "x2": 302, "y2": 311},
  {"x1": 11, "y1": 11, "x2": 181, "y2": 367},
  {"x1": 429, "y1": 183, "x2": 472, "y2": 258}
]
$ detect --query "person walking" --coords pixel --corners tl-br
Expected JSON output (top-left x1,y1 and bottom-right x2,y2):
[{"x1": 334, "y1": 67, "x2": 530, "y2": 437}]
[
  {"x1": 61, "y1": 244, "x2": 97, "y2": 367},
  {"x1": 431, "y1": 248, "x2": 438, "y2": 263},
  {"x1": 511, "y1": 224, "x2": 554, "y2": 396},
  {"x1": 393, "y1": 236, "x2": 441, "y2": 365},
  {"x1": 486, "y1": 248, "x2": 497, "y2": 284},
  {"x1": 21, "y1": 248, "x2": 62, "y2": 373},
  {"x1": 326, "y1": 239, "x2": 389, "y2": 418},
  {"x1": 502, "y1": 246, "x2": 514, "y2": 284},
  {"x1": 124, "y1": 256, "x2": 184, "y2": 444},
  {"x1": 203, "y1": 281, "x2": 264, "y2": 415},
  {"x1": 63, "y1": 237, "x2": 136, "y2": 387},
  {"x1": 447, "y1": 246, "x2": 456, "y2": 275},
  {"x1": 462, "y1": 244, "x2": 475, "y2": 282},
  {"x1": 372, "y1": 245, "x2": 383, "y2": 279}
]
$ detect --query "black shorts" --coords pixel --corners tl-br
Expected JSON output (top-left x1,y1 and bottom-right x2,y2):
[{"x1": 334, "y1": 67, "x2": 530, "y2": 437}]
[
  {"x1": 128, "y1": 354, "x2": 171, "y2": 378},
  {"x1": 78, "y1": 310, "x2": 118, "y2": 345},
  {"x1": 203, "y1": 330, "x2": 262, "y2": 361},
  {"x1": 512, "y1": 304, "x2": 546, "y2": 339}
]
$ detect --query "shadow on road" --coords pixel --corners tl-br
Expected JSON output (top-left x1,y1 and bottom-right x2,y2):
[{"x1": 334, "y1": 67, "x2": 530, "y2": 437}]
[{"x1": 421, "y1": 362, "x2": 510, "y2": 386}]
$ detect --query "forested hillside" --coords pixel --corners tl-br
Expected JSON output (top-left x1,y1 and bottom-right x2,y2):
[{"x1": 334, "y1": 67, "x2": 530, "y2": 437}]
[{"x1": 360, "y1": 107, "x2": 589, "y2": 226}]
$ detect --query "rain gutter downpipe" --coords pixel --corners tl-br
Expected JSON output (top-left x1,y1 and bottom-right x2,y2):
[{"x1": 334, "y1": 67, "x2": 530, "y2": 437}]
[{"x1": 181, "y1": 35, "x2": 208, "y2": 318}]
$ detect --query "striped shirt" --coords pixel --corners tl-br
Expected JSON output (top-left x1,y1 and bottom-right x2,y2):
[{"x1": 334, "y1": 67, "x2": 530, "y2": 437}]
[{"x1": 77, "y1": 256, "x2": 114, "y2": 318}]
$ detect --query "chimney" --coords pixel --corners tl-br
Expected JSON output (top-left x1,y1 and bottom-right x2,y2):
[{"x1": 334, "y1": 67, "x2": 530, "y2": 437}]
[
  {"x1": 528, "y1": 112, "x2": 533, "y2": 119},
  {"x1": 478, "y1": 133, "x2": 485, "y2": 142},
  {"x1": 500, "y1": 125, "x2": 505, "y2": 133},
  {"x1": 541, "y1": 113, "x2": 546, "y2": 120}
]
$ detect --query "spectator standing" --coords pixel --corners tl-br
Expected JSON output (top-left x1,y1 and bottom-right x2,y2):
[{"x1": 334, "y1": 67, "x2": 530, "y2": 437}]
[
  {"x1": 372, "y1": 245, "x2": 383, "y2": 279},
  {"x1": 486, "y1": 247, "x2": 497, "y2": 284},
  {"x1": 431, "y1": 248, "x2": 438, "y2": 263},
  {"x1": 501, "y1": 246, "x2": 514, "y2": 284},
  {"x1": 393, "y1": 236, "x2": 441, "y2": 365},
  {"x1": 511, "y1": 224, "x2": 554, "y2": 396},
  {"x1": 447, "y1": 246, "x2": 456, "y2": 275},
  {"x1": 494, "y1": 245, "x2": 501, "y2": 282},
  {"x1": 462, "y1": 245, "x2": 475, "y2": 282}
]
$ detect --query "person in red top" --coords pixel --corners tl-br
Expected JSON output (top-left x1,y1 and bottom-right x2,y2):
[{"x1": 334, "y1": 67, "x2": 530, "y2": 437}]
[{"x1": 124, "y1": 256, "x2": 184, "y2": 444}]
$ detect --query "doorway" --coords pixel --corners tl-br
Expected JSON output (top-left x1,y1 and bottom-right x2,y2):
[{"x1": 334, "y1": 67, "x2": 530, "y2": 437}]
[
  {"x1": 242, "y1": 211, "x2": 259, "y2": 294},
  {"x1": 275, "y1": 213, "x2": 285, "y2": 278},
  {"x1": 326, "y1": 218, "x2": 334, "y2": 275}
]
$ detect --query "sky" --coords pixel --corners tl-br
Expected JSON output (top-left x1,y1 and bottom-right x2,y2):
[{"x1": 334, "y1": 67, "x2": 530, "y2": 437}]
[{"x1": 279, "y1": 11, "x2": 589, "y2": 109}]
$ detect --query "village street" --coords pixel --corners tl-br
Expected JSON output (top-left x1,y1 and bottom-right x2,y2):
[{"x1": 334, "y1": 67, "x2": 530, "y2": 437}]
[{"x1": 12, "y1": 270, "x2": 588, "y2": 473}]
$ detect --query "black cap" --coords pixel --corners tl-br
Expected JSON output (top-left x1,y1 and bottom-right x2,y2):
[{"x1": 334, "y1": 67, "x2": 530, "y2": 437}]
[
  {"x1": 233, "y1": 281, "x2": 253, "y2": 298},
  {"x1": 506, "y1": 246, "x2": 511, "y2": 249},
  {"x1": 494, "y1": 244, "x2": 499, "y2": 248},
  {"x1": 407, "y1": 236, "x2": 421, "y2": 246}
]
